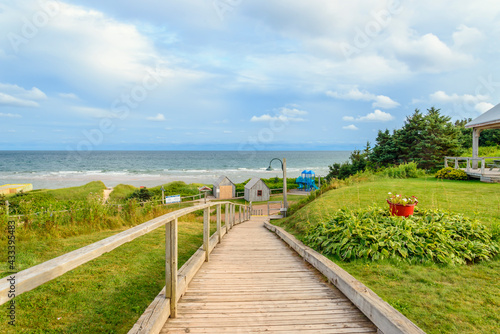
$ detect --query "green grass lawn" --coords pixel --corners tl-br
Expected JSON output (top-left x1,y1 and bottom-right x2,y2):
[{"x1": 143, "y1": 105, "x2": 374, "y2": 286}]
[
  {"x1": 0, "y1": 212, "x2": 219, "y2": 334},
  {"x1": 276, "y1": 176, "x2": 500, "y2": 333}
]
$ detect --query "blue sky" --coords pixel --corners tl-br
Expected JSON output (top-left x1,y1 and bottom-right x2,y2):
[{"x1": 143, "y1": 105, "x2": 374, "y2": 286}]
[{"x1": 1, "y1": 0, "x2": 500, "y2": 151}]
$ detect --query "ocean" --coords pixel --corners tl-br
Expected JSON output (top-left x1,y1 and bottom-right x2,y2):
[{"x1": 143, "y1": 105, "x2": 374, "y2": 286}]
[{"x1": 0, "y1": 151, "x2": 352, "y2": 189}]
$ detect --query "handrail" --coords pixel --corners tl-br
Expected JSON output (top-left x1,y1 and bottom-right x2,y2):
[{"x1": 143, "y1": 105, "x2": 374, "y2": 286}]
[
  {"x1": 444, "y1": 156, "x2": 500, "y2": 174},
  {"x1": 0, "y1": 201, "x2": 250, "y2": 307}
]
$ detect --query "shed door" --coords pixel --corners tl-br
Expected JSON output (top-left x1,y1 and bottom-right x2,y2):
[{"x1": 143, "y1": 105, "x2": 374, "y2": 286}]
[{"x1": 219, "y1": 185, "x2": 233, "y2": 199}]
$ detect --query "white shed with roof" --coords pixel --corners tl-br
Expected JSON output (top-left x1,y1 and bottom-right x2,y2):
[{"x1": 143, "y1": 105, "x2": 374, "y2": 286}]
[
  {"x1": 244, "y1": 178, "x2": 270, "y2": 202},
  {"x1": 213, "y1": 176, "x2": 235, "y2": 199}
]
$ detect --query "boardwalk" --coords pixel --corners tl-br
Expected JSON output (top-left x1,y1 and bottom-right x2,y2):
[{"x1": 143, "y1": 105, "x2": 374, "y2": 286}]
[{"x1": 161, "y1": 217, "x2": 377, "y2": 334}]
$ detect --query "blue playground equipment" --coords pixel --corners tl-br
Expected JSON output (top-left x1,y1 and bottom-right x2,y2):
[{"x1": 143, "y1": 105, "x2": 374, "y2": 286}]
[{"x1": 296, "y1": 170, "x2": 319, "y2": 191}]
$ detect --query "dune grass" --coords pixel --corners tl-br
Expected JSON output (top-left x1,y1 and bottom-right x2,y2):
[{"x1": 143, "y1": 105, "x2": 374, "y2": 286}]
[
  {"x1": 276, "y1": 176, "x2": 500, "y2": 333},
  {"x1": 108, "y1": 184, "x2": 137, "y2": 202}
]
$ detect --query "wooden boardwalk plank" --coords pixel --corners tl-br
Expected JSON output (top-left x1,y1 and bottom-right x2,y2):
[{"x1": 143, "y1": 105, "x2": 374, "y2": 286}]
[{"x1": 161, "y1": 217, "x2": 377, "y2": 334}]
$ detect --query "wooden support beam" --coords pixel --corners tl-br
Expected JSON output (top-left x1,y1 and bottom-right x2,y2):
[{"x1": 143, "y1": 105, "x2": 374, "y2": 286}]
[
  {"x1": 165, "y1": 218, "x2": 178, "y2": 318},
  {"x1": 203, "y1": 207, "x2": 210, "y2": 262},
  {"x1": 225, "y1": 203, "x2": 230, "y2": 232},
  {"x1": 216, "y1": 204, "x2": 222, "y2": 243}
]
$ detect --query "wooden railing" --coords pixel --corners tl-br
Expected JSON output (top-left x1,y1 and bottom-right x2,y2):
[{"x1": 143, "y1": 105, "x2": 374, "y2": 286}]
[
  {"x1": 445, "y1": 156, "x2": 500, "y2": 174},
  {"x1": 0, "y1": 201, "x2": 250, "y2": 333}
]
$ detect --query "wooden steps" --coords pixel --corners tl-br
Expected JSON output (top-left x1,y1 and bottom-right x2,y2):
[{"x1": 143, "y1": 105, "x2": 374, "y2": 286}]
[{"x1": 160, "y1": 218, "x2": 377, "y2": 334}]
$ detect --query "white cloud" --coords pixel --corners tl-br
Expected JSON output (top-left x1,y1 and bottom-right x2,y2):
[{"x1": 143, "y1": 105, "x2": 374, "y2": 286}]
[
  {"x1": 475, "y1": 102, "x2": 494, "y2": 114},
  {"x1": 427, "y1": 90, "x2": 493, "y2": 115},
  {"x1": 0, "y1": 83, "x2": 46, "y2": 108},
  {"x1": 223, "y1": 130, "x2": 232, "y2": 134},
  {"x1": 343, "y1": 110, "x2": 394, "y2": 122},
  {"x1": 359, "y1": 110, "x2": 395, "y2": 122},
  {"x1": 0, "y1": 83, "x2": 47, "y2": 100},
  {"x1": 59, "y1": 93, "x2": 79, "y2": 100},
  {"x1": 72, "y1": 106, "x2": 118, "y2": 118},
  {"x1": 327, "y1": 87, "x2": 400, "y2": 109},
  {"x1": 388, "y1": 30, "x2": 474, "y2": 72},
  {"x1": 429, "y1": 90, "x2": 489, "y2": 105},
  {"x1": 147, "y1": 113, "x2": 166, "y2": 121},
  {"x1": 0, "y1": 112, "x2": 22, "y2": 118},
  {"x1": 279, "y1": 107, "x2": 308, "y2": 116},
  {"x1": 343, "y1": 124, "x2": 358, "y2": 130},
  {"x1": 453, "y1": 25, "x2": 484, "y2": 50},
  {"x1": 373, "y1": 95, "x2": 400, "y2": 109},
  {"x1": 0, "y1": 93, "x2": 39, "y2": 108},
  {"x1": 251, "y1": 106, "x2": 308, "y2": 122}
]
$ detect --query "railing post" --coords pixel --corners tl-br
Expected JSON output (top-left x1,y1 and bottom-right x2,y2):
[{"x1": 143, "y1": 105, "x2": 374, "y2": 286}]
[
  {"x1": 466, "y1": 158, "x2": 470, "y2": 172},
  {"x1": 203, "y1": 206, "x2": 210, "y2": 262},
  {"x1": 231, "y1": 204, "x2": 235, "y2": 228},
  {"x1": 239, "y1": 206, "x2": 241, "y2": 224},
  {"x1": 481, "y1": 158, "x2": 485, "y2": 174},
  {"x1": 454, "y1": 158, "x2": 459, "y2": 169},
  {"x1": 217, "y1": 204, "x2": 221, "y2": 243},
  {"x1": 165, "y1": 218, "x2": 178, "y2": 318},
  {"x1": 225, "y1": 203, "x2": 230, "y2": 232}
]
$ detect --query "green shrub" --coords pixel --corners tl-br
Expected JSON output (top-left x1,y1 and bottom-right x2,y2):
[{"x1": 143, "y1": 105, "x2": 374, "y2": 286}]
[
  {"x1": 435, "y1": 167, "x2": 468, "y2": 180},
  {"x1": 305, "y1": 207, "x2": 499, "y2": 265},
  {"x1": 380, "y1": 162, "x2": 426, "y2": 178},
  {"x1": 127, "y1": 188, "x2": 152, "y2": 202}
]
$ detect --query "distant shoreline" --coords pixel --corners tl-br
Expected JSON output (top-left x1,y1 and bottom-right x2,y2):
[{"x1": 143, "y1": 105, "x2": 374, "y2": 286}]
[{"x1": 0, "y1": 150, "x2": 349, "y2": 190}]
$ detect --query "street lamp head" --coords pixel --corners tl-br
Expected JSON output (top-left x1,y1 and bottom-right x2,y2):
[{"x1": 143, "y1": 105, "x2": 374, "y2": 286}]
[
  {"x1": 266, "y1": 166, "x2": 273, "y2": 171},
  {"x1": 161, "y1": 186, "x2": 165, "y2": 191}
]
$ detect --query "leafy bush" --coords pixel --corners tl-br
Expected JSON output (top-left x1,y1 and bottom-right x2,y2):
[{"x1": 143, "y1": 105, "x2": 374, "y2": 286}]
[
  {"x1": 380, "y1": 162, "x2": 426, "y2": 178},
  {"x1": 127, "y1": 188, "x2": 152, "y2": 202},
  {"x1": 435, "y1": 167, "x2": 468, "y2": 180},
  {"x1": 305, "y1": 207, "x2": 499, "y2": 265}
]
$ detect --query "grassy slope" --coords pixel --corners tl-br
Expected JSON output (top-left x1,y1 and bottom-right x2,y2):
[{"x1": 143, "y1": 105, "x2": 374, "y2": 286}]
[
  {"x1": 0, "y1": 214, "x2": 215, "y2": 334},
  {"x1": 277, "y1": 176, "x2": 500, "y2": 333},
  {"x1": 48, "y1": 181, "x2": 107, "y2": 201},
  {"x1": 108, "y1": 184, "x2": 137, "y2": 202}
]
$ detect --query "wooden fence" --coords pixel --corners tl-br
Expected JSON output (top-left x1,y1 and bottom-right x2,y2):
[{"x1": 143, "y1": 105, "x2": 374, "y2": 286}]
[
  {"x1": 445, "y1": 156, "x2": 500, "y2": 173},
  {"x1": 0, "y1": 201, "x2": 250, "y2": 333}
]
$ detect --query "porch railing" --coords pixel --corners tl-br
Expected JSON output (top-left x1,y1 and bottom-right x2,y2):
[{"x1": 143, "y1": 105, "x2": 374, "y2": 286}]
[{"x1": 444, "y1": 156, "x2": 500, "y2": 174}]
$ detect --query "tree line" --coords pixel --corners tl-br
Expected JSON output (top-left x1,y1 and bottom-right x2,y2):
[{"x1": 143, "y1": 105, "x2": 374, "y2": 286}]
[{"x1": 327, "y1": 107, "x2": 500, "y2": 180}]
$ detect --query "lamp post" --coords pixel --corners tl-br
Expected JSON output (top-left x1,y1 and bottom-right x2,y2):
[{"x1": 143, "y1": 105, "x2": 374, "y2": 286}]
[{"x1": 266, "y1": 158, "x2": 287, "y2": 210}]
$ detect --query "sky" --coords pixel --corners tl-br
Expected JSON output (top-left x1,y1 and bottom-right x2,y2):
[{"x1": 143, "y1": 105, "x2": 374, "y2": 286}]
[{"x1": 1, "y1": 0, "x2": 500, "y2": 151}]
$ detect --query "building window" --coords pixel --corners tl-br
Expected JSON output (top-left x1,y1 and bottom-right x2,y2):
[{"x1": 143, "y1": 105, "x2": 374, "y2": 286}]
[{"x1": 257, "y1": 190, "x2": 262, "y2": 196}]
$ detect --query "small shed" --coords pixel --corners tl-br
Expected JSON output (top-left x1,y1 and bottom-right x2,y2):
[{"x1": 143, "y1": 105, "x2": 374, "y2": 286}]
[
  {"x1": 244, "y1": 178, "x2": 270, "y2": 202},
  {"x1": 213, "y1": 176, "x2": 235, "y2": 199}
]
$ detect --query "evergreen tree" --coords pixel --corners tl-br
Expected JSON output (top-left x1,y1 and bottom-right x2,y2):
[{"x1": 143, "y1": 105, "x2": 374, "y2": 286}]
[
  {"x1": 396, "y1": 109, "x2": 425, "y2": 165},
  {"x1": 368, "y1": 107, "x2": 462, "y2": 171},
  {"x1": 455, "y1": 118, "x2": 472, "y2": 150},
  {"x1": 413, "y1": 107, "x2": 461, "y2": 170},
  {"x1": 369, "y1": 129, "x2": 399, "y2": 168}
]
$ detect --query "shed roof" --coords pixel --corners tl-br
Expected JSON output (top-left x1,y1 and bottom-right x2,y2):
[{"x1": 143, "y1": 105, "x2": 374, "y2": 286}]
[
  {"x1": 213, "y1": 175, "x2": 234, "y2": 187},
  {"x1": 244, "y1": 177, "x2": 269, "y2": 190},
  {"x1": 465, "y1": 103, "x2": 500, "y2": 129}
]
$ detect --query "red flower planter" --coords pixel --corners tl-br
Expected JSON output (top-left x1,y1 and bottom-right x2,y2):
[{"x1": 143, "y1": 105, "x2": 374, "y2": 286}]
[{"x1": 387, "y1": 200, "x2": 416, "y2": 217}]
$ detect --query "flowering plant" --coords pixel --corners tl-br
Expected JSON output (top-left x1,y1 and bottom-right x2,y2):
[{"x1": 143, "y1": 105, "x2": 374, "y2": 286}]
[{"x1": 387, "y1": 192, "x2": 418, "y2": 206}]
